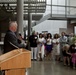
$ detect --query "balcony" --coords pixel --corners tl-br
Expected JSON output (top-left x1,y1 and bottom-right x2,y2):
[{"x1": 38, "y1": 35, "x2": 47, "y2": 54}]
[{"x1": 0, "y1": 0, "x2": 46, "y2": 13}]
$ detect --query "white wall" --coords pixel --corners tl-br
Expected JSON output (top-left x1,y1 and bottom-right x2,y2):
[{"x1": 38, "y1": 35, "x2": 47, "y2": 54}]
[
  {"x1": 33, "y1": 20, "x2": 67, "y2": 35},
  {"x1": 74, "y1": 26, "x2": 76, "y2": 35}
]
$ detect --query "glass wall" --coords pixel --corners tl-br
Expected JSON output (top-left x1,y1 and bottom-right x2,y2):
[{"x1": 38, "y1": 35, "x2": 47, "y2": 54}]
[
  {"x1": 68, "y1": 0, "x2": 76, "y2": 15},
  {"x1": 45, "y1": 0, "x2": 76, "y2": 17}
]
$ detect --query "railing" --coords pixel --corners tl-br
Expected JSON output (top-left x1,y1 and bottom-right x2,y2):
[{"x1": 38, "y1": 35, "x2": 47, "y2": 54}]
[{"x1": 44, "y1": 3, "x2": 76, "y2": 17}]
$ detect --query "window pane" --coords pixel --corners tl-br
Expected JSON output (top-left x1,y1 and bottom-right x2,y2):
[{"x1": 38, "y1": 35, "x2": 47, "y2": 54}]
[
  {"x1": 52, "y1": 0, "x2": 65, "y2": 5},
  {"x1": 69, "y1": 0, "x2": 76, "y2": 6},
  {"x1": 52, "y1": 6, "x2": 65, "y2": 14}
]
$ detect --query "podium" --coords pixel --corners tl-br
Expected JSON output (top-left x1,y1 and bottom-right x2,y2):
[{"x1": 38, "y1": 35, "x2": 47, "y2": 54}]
[{"x1": 0, "y1": 48, "x2": 31, "y2": 75}]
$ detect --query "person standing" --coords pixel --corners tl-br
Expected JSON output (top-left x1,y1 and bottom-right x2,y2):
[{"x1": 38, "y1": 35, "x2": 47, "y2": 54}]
[
  {"x1": 60, "y1": 32, "x2": 68, "y2": 61},
  {"x1": 29, "y1": 31, "x2": 38, "y2": 61},
  {"x1": 46, "y1": 33, "x2": 53, "y2": 60},
  {"x1": 37, "y1": 33, "x2": 45, "y2": 61},
  {"x1": 52, "y1": 33, "x2": 60, "y2": 61},
  {"x1": 68, "y1": 33, "x2": 74, "y2": 45}
]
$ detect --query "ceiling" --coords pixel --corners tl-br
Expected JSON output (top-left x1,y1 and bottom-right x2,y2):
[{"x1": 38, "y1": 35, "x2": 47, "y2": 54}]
[{"x1": 0, "y1": 0, "x2": 46, "y2": 20}]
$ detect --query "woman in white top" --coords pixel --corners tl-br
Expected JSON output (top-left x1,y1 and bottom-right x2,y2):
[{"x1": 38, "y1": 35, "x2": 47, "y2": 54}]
[
  {"x1": 46, "y1": 33, "x2": 53, "y2": 60},
  {"x1": 52, "y1": 33, "x2": 60, "y2": 61},
  {"x1": 37, "y1": 33, "x2": 45, "y2": 61}
]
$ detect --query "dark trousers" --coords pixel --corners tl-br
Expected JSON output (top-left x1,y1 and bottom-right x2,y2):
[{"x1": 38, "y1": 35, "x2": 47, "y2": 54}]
[{"x1": 0, "y1": 70, "x2": 5, "y2": 75}]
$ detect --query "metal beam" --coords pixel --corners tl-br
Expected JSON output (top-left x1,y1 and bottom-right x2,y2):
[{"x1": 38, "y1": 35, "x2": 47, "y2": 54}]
[
  {"x1": 0, "y1": 0, "x2": 46, "y2": 4},
  {"x1": 0, "y1": 5, "x2": 46, "y2": 7},
  {"x1": 46, "y1": 4, "x2": 76, "y2": 8}
]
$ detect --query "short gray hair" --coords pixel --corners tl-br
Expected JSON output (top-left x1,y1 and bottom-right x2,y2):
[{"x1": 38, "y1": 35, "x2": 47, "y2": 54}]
[{"x1": 9, "y1": 21, "x2": 17, "y2": 27}]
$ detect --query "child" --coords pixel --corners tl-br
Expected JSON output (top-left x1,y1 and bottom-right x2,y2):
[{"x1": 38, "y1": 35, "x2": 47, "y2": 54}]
[
  {"x1": 69, "y1": 44, "x2": 76, "y2": 69},
  {"x1": 62, "y1": 44, "x2": 71, "y2": 66}
]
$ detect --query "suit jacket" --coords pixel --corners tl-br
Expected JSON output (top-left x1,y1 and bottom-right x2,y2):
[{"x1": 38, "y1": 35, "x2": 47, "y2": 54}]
[{"x1": 4, "y1": 30, "x2": 25, "y2": 53}]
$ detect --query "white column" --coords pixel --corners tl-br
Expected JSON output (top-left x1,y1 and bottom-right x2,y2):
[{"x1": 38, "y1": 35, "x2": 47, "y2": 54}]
[{"x1": 17, "y1": 0, "x2": 24, "y2": 37}]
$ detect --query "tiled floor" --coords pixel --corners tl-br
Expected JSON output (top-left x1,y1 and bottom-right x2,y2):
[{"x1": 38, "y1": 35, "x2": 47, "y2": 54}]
[
  {"x1": 0, "y1": 47, "x2": 76, "y2": 75},
  {"x1": 26, "y1": 61, "x2": 76, "y2": 75}
]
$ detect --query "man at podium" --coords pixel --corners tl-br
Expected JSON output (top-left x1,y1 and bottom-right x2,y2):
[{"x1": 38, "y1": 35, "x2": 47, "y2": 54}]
[
  {"x1": 4, "y1": 21, "x2": 26, "y2": 53},
  {"x1": 1, "y1": 21, "x2": 26, "y2": 75}
]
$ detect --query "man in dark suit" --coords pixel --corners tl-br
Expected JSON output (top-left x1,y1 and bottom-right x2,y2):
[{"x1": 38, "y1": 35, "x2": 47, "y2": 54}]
[{"x1": 4, "y1": 21, "x2": 26, "y2": 53}]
